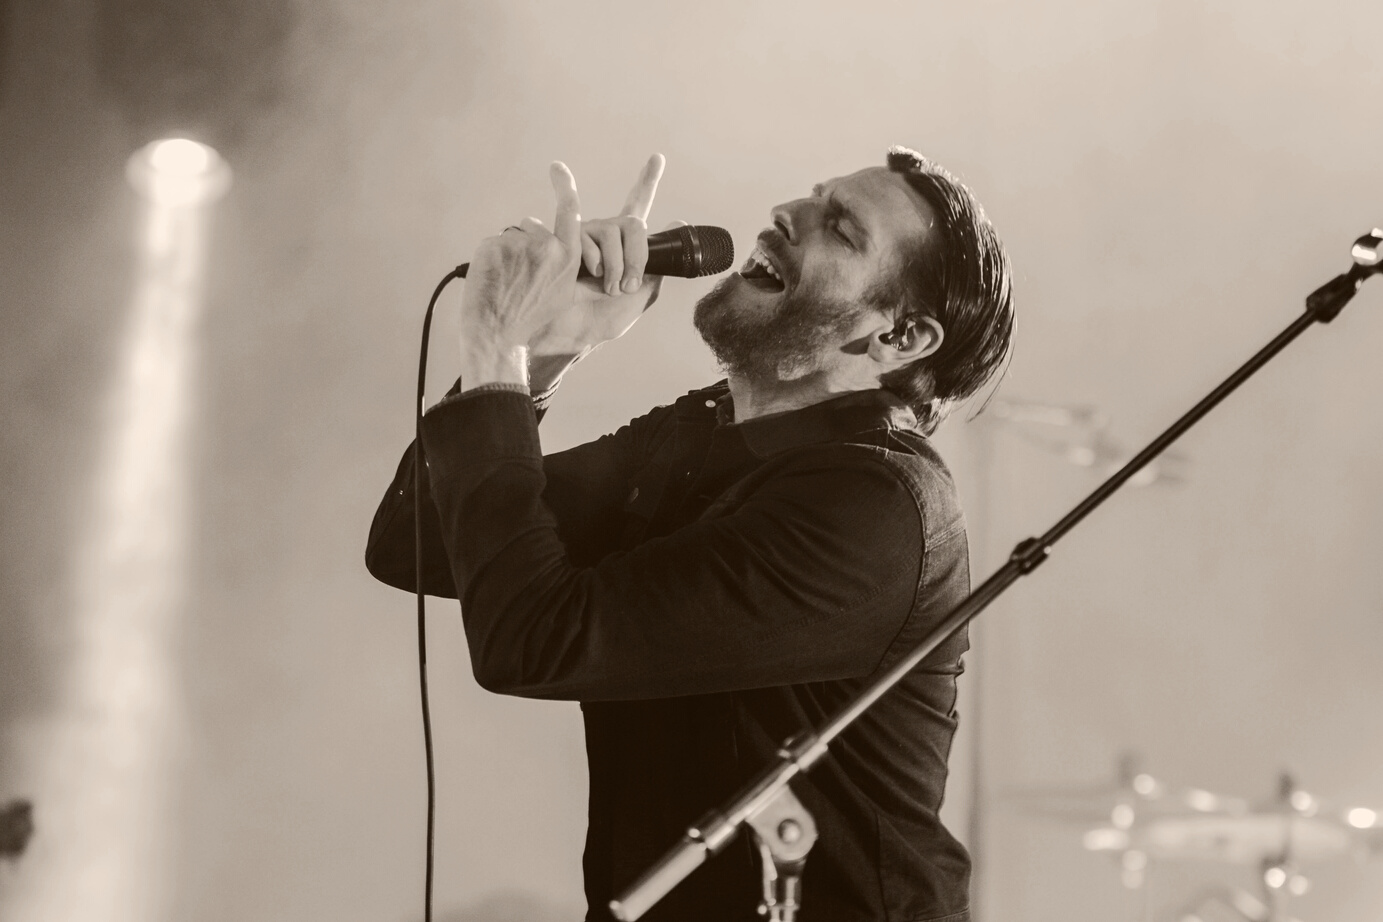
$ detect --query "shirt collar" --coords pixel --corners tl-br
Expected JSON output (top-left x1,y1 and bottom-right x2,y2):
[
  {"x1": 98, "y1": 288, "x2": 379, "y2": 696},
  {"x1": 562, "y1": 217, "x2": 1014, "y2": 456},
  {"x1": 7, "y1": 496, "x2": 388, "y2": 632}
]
[{"x1": 689, "y1": 381, "x2": 919, "y2": 457}]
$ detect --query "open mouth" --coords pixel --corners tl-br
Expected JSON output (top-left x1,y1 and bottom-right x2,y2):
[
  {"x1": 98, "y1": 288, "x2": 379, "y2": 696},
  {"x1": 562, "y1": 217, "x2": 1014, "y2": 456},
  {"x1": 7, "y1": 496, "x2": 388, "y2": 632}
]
[{"x1": 737, "y1": 242, "x2": 786, "y2": 293}]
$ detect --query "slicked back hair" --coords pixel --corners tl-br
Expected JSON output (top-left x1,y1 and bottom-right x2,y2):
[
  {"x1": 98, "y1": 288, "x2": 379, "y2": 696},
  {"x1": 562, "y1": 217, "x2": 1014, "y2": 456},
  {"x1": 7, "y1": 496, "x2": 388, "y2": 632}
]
[{"x1": 877, "y1": 146, "x2": 1014, "y2": 434}]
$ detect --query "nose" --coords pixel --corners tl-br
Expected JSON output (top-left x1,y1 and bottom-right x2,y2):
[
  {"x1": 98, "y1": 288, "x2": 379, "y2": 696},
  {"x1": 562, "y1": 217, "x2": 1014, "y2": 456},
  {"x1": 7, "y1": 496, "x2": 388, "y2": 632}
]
[
  {"x1": 770, "y1": 195, "x2": 825, "y2": 247},
  {"x1": 770, "y1": 201, "x2": 795, "y2": 245}
]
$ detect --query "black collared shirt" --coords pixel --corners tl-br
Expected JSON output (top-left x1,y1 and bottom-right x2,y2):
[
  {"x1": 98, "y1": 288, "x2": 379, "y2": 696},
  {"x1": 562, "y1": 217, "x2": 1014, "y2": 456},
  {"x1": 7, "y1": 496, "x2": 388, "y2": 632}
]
[{"x1": 367, "y1": 381, "x2": 973, "y2": 922}]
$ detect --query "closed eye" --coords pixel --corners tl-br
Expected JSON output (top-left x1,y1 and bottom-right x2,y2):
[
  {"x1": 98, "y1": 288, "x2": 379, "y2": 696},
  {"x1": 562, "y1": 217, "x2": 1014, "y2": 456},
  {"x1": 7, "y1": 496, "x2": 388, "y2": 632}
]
[{"x1": 812, "y1": 184, "x2": 863, "y2": 251}]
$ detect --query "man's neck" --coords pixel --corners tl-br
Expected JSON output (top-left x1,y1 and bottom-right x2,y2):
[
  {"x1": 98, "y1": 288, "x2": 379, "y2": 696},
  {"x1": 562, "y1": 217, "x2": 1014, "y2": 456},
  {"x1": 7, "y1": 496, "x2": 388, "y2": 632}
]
[{"x1": 726, "y1": 371, "x2": 880, "y2": 422}]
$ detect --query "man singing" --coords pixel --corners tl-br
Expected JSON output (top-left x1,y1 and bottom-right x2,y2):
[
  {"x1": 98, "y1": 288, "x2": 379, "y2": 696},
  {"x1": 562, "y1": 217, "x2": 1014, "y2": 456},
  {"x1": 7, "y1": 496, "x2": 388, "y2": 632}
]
[{"x1": 366, "y1": 146, "x2": 1013, "y2": 922}]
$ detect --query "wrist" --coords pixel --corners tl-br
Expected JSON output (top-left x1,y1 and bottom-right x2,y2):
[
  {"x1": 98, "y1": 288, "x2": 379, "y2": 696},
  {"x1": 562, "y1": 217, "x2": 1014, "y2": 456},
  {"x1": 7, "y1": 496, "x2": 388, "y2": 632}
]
[
  {"x1": 528, "y1": 351, "x2": 587, "y2": 394},
  {"x1": 459, "y1": 337, "x2": 528, "y2": 391}
]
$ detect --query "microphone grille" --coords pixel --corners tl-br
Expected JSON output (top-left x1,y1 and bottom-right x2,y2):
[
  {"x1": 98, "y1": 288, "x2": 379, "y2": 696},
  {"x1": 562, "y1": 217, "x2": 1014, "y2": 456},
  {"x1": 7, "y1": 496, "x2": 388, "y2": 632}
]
[{"x1": 691, "y1": 226, "x2": 735, "y2": 277}]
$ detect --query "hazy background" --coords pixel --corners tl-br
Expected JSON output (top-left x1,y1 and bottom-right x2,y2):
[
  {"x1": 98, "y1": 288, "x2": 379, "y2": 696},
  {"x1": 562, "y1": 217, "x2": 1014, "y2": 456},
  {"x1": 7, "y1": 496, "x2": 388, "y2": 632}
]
[{"x1": 1, "y1": 1, "x2": 1380, "y2": 920}]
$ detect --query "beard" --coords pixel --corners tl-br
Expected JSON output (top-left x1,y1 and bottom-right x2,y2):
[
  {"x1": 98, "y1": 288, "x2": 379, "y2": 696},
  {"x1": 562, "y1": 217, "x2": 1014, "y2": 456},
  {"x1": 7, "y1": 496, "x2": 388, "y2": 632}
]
[{"x1": 692, "y1": 276, "x2": 868, "y2": 382}]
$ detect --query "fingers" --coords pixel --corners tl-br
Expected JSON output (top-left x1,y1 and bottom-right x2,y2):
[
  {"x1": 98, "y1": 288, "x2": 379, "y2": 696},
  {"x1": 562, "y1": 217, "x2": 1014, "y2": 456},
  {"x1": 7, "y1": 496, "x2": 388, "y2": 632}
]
[
  {"x1": 619, "y1": 153, "x2": 665, "y2": 222},
  {"x1": 519, "y1": 216, "x2": 547, "y2": 234},
  {"x1": 581, "y1": 213, "x2": 660, "y2": 294},
  {"x1": 619, "y1": 216, "x2": 647, "y2": 292},
  {"x1": 550, "y1": 161, "x2": 582, "y2": 254},
  {"x1": 580, "y1": 231, "x2": 603, "y2": 278},
  {"x1": 543, "y1": 157, "x2": 667, "y2": 294},
  {"x1": 584, "y1": 221, "x2": 625, "y2": 295}
]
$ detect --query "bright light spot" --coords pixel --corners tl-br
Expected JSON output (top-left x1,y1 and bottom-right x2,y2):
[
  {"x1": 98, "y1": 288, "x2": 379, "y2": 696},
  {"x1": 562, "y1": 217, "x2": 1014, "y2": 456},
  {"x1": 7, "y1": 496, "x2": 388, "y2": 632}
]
[
  {"x1": 1352, "y1": 230, "x2": 1382, "y2": 266},
  {"x1": 1264, "y1": 866, "x2": 1288, "y2": 889},
  {"x1": 1132, "y1": 773, "x2": 1157, "y2": 796},
  {"x1": 1347, "y1": 807, "x2": 1377, "y2": 828},
  {"x1": 148, "y1": 138, "x2": 211, "y2": 175},
  {"x1": 1111, "y1": 803, "x2": 1135, "y2": 829},
  {"x1": 127, "y1": 138, "x2": 231, "y2": 206},
  {"x1": 1187, "y1": 788, "x2": 1219, "y2": 812},
  {"x1": 1083, "y1": 827, "x2": 1129, "y2": 851},
  {"x1": 1287, "y1": 874, "x2": 1310, "y2": 896}
]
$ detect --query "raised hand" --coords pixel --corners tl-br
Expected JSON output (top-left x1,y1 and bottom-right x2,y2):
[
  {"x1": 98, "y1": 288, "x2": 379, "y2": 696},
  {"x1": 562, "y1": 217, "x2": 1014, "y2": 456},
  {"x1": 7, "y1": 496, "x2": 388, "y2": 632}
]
[
  {"x1": 458, "y1": 162, "x2": 584, "y2": 349},
  {"x1": 456, "y1": 155, "x2": 678, "y2": 393},
  {"x1": 456, "y1": 161, "x2": 587, "y2": 390},
  {"x1": 528, "y1": 154, "x2": 680, "y2": 370}
]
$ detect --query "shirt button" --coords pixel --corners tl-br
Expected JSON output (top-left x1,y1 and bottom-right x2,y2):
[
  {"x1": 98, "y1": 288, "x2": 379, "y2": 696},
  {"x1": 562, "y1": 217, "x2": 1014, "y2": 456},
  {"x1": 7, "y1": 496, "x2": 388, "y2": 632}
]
[
  {"x1": 627, "y1": 487, "x2": 640, "y2": 503},
  {"x1": 704, "y1": 399, "x2": 716, "y2": 408}
]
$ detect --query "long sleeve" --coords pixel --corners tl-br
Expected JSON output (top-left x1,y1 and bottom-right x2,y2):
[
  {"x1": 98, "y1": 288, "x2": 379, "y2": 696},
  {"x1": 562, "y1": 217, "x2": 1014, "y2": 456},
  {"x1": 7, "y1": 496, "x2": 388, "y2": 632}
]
[
  {"x1": 365, "y1": 435, "x2": 461, "y2": 597},
  {"x1": 365, "y1": 386, "x2": 663, "y2": 595},
  {"x1": 419, "y1": 391, "x2": 928, "y2": 701}
]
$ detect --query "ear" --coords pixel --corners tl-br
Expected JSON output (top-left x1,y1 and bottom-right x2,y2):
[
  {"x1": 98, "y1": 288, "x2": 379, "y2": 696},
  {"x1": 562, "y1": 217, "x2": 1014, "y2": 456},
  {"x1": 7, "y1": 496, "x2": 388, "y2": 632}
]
[{"x1": 866, "y1": 315, "x2": 944, "y2": 369}]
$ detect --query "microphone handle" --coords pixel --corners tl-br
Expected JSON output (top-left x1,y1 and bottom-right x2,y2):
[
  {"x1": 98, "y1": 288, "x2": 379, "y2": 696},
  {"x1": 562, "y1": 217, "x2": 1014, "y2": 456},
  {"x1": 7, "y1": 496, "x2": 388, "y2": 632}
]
[
  {"x1": 454, "y1": 225, "x2": 711, "y2": 280},
  {"x1": 450, "y1": 262, "x2": 618, "y2": 281}
]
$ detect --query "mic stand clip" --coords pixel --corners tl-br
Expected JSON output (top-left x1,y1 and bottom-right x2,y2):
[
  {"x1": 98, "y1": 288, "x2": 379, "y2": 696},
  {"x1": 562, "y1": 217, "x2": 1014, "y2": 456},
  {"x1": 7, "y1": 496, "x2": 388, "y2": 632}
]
[{"x1": 747, "y1": 784, "x2": 818, "y2": 922}]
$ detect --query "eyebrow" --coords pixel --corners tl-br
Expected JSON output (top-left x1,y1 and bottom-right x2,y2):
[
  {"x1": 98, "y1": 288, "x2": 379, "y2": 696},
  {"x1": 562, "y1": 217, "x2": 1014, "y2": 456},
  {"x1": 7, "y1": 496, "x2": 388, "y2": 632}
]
[{"x1": 812, "y1": 183, "x2": 871, "y2": 248}]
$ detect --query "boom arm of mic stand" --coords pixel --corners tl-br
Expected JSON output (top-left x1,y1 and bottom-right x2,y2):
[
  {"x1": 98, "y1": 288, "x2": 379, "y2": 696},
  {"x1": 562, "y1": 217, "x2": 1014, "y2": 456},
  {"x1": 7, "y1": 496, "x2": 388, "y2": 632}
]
[{"x1": 610, "y1": 230, "x2": 1382, "y2": 921}]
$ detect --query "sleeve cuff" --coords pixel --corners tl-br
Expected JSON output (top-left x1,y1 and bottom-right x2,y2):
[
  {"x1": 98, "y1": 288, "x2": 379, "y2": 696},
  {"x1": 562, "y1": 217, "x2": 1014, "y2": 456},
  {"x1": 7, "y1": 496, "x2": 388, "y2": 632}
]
[
  {"x1": 421, "y1": 389, "x2": 543, "y2": 485},
  {"x1": 431, "y1": 381, "x2": 558, "y2": 414},
  {"x1": 530, "y1": 379, "x2": 560, "y2": 411}
]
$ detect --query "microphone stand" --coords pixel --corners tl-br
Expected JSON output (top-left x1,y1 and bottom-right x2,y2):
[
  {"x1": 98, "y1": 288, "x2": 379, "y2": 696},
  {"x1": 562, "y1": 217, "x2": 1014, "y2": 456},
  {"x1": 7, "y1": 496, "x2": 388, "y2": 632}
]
[{"x1": 609, "y1": 230, "x2": 1383, "y2": 921}]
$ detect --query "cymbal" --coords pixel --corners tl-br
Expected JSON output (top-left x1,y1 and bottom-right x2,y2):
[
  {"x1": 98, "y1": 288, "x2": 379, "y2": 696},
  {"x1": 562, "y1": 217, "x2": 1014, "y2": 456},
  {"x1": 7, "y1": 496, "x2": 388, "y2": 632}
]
[
  {"x1": 1009, "y1": 781, "x2": 1246, "y2": 824},
  {"x1": 1082, "y1": 774, "x2": 1383, "y2": 865},
  {"x1": 1017, "y1": 764, "x2": 1383, "y2": 869},
  {"x1": 1085, "y1": 811, "x2": 1357, "y2": 864},
  {"x1": 1005, "y1": 754, "x2": 1247, "y2": 828}
]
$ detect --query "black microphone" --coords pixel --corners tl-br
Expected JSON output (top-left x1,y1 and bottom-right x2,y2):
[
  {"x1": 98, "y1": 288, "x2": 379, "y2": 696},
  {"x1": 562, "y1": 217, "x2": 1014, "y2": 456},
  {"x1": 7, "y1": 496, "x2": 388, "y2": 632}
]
[{"x1": 455, "y1": 224, "x2": 734, "y2": 280}]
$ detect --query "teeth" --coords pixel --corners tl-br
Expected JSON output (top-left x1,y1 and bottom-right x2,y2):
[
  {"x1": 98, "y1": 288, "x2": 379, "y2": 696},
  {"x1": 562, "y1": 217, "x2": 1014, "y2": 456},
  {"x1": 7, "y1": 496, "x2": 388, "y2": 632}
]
[{"x1": 751, "y1": 244, "x2": 781, "y2": 281}]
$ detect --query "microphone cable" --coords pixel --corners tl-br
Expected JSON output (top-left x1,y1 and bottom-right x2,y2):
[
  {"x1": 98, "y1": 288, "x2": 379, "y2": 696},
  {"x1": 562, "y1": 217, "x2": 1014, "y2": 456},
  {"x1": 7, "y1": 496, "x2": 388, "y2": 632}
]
[
  {"x1": 405, "y1": 225, "x2": 729, "y2": 919},
  {"x1": 412, "y1": 265, "x2": 465, "y2": 922}
]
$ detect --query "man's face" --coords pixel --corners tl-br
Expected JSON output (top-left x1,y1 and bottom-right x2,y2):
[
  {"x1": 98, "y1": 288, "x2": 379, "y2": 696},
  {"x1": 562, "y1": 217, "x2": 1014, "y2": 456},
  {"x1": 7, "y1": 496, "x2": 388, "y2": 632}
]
[{"x1": 694, "y1": 166, "x2": 937, "y2": 381}]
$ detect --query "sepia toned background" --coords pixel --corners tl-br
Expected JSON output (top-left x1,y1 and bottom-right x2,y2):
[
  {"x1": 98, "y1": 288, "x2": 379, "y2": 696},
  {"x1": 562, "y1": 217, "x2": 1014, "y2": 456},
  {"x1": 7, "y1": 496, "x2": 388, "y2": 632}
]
[{"x1": 1, "y1": 1, "x2": 1380, "y2": 920}]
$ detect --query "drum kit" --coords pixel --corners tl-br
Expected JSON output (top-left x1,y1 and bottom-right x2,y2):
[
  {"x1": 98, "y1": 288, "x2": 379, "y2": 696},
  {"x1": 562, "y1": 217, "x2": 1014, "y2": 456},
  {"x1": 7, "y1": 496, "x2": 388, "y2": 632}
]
[{"x1": 1009, "y1": 755, "x2": 1383, "y2": 922}]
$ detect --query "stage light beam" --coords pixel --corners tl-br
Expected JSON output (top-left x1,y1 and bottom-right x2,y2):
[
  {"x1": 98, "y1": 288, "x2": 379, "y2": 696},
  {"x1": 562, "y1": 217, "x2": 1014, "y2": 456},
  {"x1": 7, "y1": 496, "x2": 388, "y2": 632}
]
[{"x1": 0, "y1": 138, "x2": 229, "y2": 922}]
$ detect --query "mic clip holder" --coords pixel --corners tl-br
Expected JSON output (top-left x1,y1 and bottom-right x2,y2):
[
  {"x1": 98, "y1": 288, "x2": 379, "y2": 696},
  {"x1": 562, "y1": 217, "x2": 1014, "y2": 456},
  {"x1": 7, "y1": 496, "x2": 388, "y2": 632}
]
[
  {"x1": 747, "y1": 784, "x2": 818, "y2": 922},
  {"x1": 1307, "y1": 228, "x2": 1383, "y2": 323}
]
